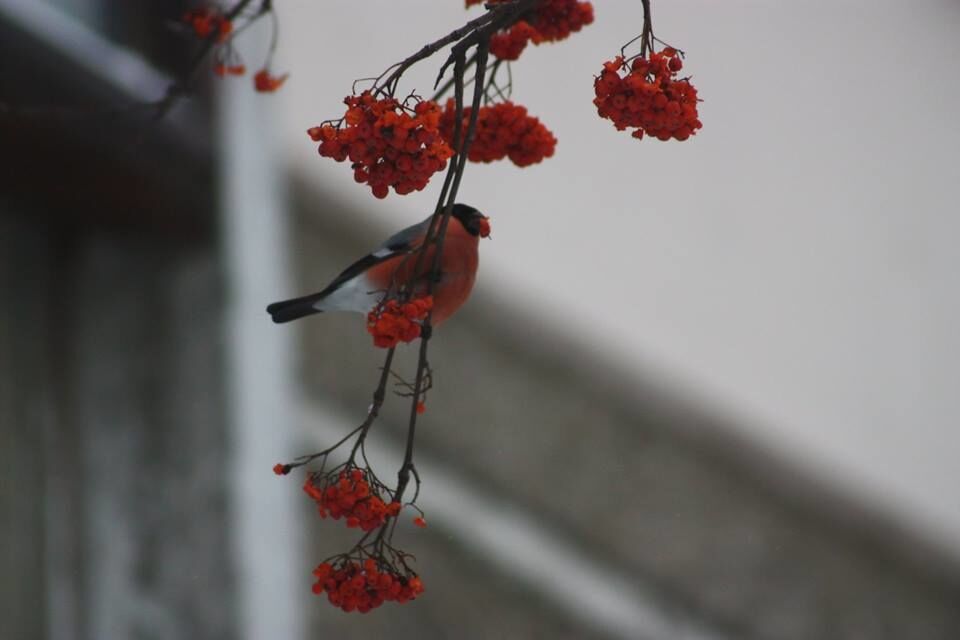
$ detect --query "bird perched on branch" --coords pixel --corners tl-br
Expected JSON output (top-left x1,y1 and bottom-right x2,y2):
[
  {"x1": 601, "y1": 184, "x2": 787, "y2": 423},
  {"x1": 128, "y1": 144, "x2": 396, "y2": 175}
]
[{"x1": 266, "y1": 203, "x2": 490, "y2": 326}]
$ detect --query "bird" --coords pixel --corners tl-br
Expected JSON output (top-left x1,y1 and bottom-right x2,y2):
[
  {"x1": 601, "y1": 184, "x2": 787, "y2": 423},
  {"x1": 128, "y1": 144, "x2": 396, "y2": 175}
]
[{"x1": 266, "y1": 203, "x2": 490, "y2": 326}]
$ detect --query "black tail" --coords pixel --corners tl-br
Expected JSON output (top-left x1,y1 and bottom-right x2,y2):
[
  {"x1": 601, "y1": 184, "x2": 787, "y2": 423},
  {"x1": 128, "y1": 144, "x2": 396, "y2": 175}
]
[{"x1": 266, "y1": 293, "x2": 324, "y2": 323}]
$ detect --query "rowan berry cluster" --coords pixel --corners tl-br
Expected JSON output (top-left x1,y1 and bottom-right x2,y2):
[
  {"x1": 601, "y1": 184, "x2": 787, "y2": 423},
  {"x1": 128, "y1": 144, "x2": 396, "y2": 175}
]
[
  {"x1": 366, "y1": 295, "x2": 434, "y2": 348},
  {"x1": 594, "y1": 50, "x2": 702, "y2": 141},
  {"x1": 526, "y1": 0, "x2": 595, "y2": 43},
  {"x1": 440, "y1": 100, "x2": 557, "y2": 167},
  {"x1": 489, "y1": 21, "x2": 537, "y2": 61},
  {"x1": 303, "y1": 467, "x2": 402, "y2": 532},
  {"x1": 182, "y1": 7, "x2": 233, "y2": 42},
  {"x1": 469, "y1": 0, "x2": 594, "y2": 60},
  {"x1": 312, "y1": 556, "x2": 425, "y2": 613},
  {"x1": 308, "y1": 93, "x2": 453, "y2": 199},
  {"x1": 253, "y1": 69, "x2": 288, "y2": 93}
]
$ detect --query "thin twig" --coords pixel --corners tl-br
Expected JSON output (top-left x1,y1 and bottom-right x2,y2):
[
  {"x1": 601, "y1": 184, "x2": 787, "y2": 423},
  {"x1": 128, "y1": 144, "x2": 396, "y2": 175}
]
[
  {"x1": 430, "y1": 51, "x2": 478, "y2": 102},
  {"x1": 639, "y1": 0, "x2": 654, "y2": 57},
  {"x1": 153, "y1": 0, "x2": 264, "y2": 121},
  {"x1": 348, "y1": 348, "x2": 397, "y2": 462},
  {"x1": 376, "y1": 5, "x2": 503, "y2": 97}
]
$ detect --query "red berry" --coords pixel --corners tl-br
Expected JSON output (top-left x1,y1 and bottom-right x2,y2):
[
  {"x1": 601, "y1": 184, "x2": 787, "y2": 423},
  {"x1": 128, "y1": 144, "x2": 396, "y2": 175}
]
[{"x1": 254, "y1": 69, "x2": 288, "y2": 93}]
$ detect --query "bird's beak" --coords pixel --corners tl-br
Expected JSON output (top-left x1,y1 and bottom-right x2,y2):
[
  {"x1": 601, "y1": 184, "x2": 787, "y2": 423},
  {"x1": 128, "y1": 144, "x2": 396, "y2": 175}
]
[{"x1": 479, "y1": 216, "x2": 491, "y2": 239}]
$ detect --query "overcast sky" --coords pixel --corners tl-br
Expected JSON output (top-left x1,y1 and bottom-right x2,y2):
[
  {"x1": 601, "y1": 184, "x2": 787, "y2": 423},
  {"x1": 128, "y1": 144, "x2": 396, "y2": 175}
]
[{"x1": 269, "y1": 1, "x2": 960, "y2": 555}]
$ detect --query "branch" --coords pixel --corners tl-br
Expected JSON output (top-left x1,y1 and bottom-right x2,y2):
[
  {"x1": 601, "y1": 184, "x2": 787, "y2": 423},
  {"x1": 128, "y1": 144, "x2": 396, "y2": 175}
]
[
  {"x1": 153, "y1": 0, "x2": 265, "y2": 120},
  {"x1": 372, "y1": 0, "x2": 538, "y2": 98},
  {"x1": 393, "y1": 41, "x2": 492, "y2": 503}
]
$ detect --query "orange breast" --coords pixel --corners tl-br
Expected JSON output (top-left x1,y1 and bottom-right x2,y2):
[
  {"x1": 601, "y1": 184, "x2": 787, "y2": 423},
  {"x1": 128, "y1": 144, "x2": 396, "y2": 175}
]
[{"x1": 365, "y1": 220, "x2": 479, "y2": 325}]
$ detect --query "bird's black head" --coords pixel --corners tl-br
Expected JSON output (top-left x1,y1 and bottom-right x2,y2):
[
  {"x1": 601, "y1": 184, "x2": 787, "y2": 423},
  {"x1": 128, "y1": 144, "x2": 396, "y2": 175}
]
[{"x1": 452, "y1": 203, "x2": 490, "y2": 238}]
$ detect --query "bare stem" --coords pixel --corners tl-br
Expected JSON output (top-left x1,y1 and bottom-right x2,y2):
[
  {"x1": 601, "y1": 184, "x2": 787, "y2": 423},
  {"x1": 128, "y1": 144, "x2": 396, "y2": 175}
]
[
  {"x1": 430, "y1": 51, "x2": 478, "y2": 103},
  {"x1": 376, "y1": 0, "x2": 538, "y2": 97},
  {"x1": 640, "y1": 0, "x2": 654, "y2": 57},
  {"x1": 376, "y1": 7, "x2": 499, "y2": 97},
  {"x1": 394, "y1": 41, "x2": 491, "y2": 503},
  {"x1": 348, "y1": 348, "x2": 397, "y2": 462}
]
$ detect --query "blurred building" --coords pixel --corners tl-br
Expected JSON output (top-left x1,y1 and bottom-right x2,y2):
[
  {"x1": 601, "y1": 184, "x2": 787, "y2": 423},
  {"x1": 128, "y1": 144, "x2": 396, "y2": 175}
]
[
  {"x1": 2, "y1": 2, "x2": 959, "y2": 640},
  {"x1": 0, "y1": 2, "x2": 232, "y2": 639}
]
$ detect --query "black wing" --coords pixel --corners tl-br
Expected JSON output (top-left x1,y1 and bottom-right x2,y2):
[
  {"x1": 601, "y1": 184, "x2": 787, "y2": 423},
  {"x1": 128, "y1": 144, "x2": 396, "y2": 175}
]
[
  {"x1": 318, "y1": 215, "x2": 430, "y2": 296},
  {"x1": 265, "y1": 216, "x2": 429, "y2": 323}
]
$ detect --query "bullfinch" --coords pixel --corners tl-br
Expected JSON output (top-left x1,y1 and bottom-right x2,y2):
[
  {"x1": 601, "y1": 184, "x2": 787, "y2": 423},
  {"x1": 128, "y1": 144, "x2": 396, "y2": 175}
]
[{"x1": 266, "y1": 203, "x2": 490, "y2": 326}]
